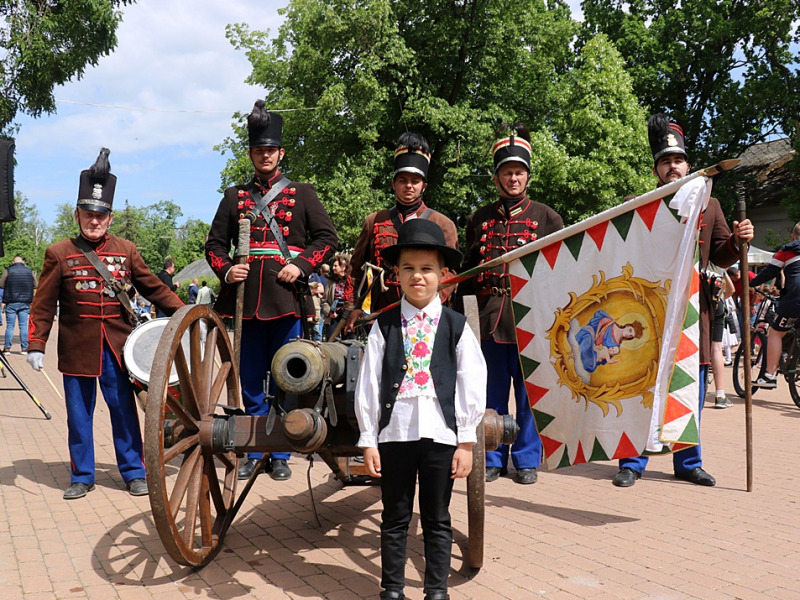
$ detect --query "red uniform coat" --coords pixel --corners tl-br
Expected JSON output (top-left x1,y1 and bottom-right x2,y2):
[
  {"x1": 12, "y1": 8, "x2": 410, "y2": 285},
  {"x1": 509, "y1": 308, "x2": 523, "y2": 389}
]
[
  {"x1": 28, "y1": 234, "x2": 184, "y2": 376},
  {"x1": 463, "y1": 196, "x2": 563, "y2": 344},
  {"x1": 350, "y1": 203, "x2": 458, "y2": 312},
  {"x1": 205, "y1": 172, "x2": 338, "y2": 320}
]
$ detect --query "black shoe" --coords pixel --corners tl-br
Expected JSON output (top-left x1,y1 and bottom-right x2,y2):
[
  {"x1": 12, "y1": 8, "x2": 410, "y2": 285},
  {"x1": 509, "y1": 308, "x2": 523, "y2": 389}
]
[
  {"x1": 424, "y1": 593, "x2": 450, "y2": 600},
  {"x1": 380, "y1": 591, "x2": 405, "y2": 600},
  {"x1": 485, "y1": 466, "x2": 507, "y2": 482},
  {"x1": 270, "y1": 459, "x2": 292, "y2": 481},
  {"x1": 515, "y1": 468, "x2": 538, "y2": 485},
  {"x1": 63, "y1": 482, "x2": 95, "y2": 500},
  {"x1": 752, "y1": 375, "x2": 777, "y2": 389},
  {"x1": 237, "y1": 458, "x2": 262, "y2": 480},
  {"x1": 127, "y1": 478, "x2": 148, "y2": 496},
  {"x1": 612, "y1": 467, "x2": 640, "y2": 487},
  {"x1": 675, "y1": 467, "x2": 716, "y2": 486}
]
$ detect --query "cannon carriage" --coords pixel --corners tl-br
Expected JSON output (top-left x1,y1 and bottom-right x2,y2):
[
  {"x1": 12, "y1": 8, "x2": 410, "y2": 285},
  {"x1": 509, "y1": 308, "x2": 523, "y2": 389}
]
[{"x1": 142, "y1": 301, "x2": 517, "y2": 569}]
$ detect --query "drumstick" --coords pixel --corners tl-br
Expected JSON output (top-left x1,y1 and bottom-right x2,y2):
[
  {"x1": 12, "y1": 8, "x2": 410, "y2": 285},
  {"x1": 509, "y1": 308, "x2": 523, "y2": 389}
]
[{"x1": 40, "y1": 368, "x2": 64, "y2": 401}]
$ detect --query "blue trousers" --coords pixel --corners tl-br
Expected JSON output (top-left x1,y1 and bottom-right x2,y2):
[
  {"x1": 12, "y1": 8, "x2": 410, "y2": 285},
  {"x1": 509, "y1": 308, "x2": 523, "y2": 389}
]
[
  {"x1": 239, "y1": 316, "x2": 302, "y2": 461},
  {"x1": 482, "y1": 338, "x2": 542, "y2": 470},
  {"x1": 4, "y1": 302, "x2": 30, "y2": 351},
  {"x1": 63, "y1": 341, "x2": 145, "y2": 485},
  {"x1": 619, "y1": 364, "x2": 708, "y2": 475}
]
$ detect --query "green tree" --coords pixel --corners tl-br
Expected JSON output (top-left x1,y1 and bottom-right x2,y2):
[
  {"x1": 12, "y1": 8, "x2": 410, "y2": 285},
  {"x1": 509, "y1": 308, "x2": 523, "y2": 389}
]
[
  {"x1": 171, "y1": 218, "x2": 211, "y2": 272},
  {"x1": 1, "y1": 0, "x2": 137, "y2": 134},
  {"x1": 220, "y1": 0, "x2": 651, "y2": 249},
  {"x1": 1, "y1": 192, "x2": 48, "y2": 271},
  {"x1": 581, "y1": 0, "x2": 800, "y2": 167},
  {"x1": 50, "y1": 202, "x2": 79, "y2": 241}
]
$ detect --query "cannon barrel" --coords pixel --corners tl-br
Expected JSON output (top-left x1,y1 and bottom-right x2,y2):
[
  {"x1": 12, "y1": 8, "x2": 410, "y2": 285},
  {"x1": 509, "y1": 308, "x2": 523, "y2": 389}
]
[{"x1": 271, "y1": 339, "x2": 351, "y2": 395}]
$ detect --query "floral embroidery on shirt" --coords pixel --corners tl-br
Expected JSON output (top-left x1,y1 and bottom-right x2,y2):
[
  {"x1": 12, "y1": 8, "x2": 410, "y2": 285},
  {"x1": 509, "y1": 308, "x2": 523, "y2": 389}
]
[{"x1": 399, "y1": 311, "x2": 438, "y2": 398}]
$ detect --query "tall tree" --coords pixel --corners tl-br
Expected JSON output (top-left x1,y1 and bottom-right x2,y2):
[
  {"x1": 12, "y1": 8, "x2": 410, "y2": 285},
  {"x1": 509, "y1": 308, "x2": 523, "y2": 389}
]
[
  {"x1": 50, "y1": 202, "x2": 79, "y2": 241},
  {"x1": 0, "y1": 0, "x2": 136, "y2": 134},
  {"x1": 581, "y1": 0, "x2": 800, "y2": 167},
  {"x1": 1, "y1": 192, "x2": 47, "y2": 271},
  {"x1": 221, "y1": 0, "x2": 651, "y2": 248}
]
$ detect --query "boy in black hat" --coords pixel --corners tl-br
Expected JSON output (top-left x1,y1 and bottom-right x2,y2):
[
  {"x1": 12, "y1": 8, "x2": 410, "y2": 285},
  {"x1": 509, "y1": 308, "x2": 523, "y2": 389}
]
[
  {"x1": 355, "y1": 219, "x2": 486, "y2": 600},
  {"x1": 205, "y1": 100, "x2": 338, "y2": 481},
  {"x1": 611, "y1": 114, "x2": 753, "y2": 488}
]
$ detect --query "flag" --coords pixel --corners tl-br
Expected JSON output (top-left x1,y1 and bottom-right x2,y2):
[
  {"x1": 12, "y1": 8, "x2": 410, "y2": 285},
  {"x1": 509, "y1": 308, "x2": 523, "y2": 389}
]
[{"x1": 508, "y1": 177, "x2": 711, "y2": 470}]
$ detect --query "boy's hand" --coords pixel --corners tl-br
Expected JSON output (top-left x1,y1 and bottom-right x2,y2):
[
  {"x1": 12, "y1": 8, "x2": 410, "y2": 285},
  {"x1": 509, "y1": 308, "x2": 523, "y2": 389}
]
[
  {"x1": 451, "y1": 443, "x2": 474, "y2": 479},
  {"x1": 363, "y1": 447, "x2": 382, "y2": 478}
]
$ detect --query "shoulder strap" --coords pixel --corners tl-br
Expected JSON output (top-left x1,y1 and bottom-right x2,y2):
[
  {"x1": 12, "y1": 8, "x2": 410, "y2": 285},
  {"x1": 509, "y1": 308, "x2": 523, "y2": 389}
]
[
  {"x1": 387, "y1": 206, "x2": 403, "y2": 233},
  {"x1": 73, "y1": 236, "x2": 138, "y2": 320},
  {"x1": 247, "y1": 177, "x2": 293, "y2": 261}
]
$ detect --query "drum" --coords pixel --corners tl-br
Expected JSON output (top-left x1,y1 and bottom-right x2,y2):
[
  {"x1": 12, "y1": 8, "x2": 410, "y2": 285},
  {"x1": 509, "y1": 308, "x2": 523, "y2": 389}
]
[{"x1": 123, "y1": 318, "x2": 190, "y2": 409}]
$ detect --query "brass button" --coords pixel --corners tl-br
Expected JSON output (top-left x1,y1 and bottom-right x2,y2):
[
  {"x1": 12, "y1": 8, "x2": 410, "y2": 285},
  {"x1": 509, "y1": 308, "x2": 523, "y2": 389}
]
[
  {"x1": 385, "y1": 403, "x2": 392, "y2": 409},
  {"x1": 392, "y1": 383, "x2": 399, "y2": 389},
  {"x1": 401, "y1": 365, "x2": 408, "y2": 371}
]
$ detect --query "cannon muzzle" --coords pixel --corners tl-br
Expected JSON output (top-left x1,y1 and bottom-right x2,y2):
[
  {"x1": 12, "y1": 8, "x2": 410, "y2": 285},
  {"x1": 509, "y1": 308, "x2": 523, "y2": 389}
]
[{"x1": 271, "y1": 339, "x2": 351, "y2": 395}]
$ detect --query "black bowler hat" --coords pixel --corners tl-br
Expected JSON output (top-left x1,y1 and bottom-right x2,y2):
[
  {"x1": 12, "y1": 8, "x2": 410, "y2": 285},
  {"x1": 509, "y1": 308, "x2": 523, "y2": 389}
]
[
  {"x1": 492, "y1": 123, "x2": 531, "y2": 174},
  {"x1": 380, "y1": 218, "x2": 462, "y2": 272},
  {"x1": 648, "y1": 113, "x2": 687, "y2": 163},
  {"x1": 76, "y1": 148, "x2": 116, "y2": 214},
  {"x1": 393, "y1": 132, "x2": 431, "y2": 180},
  {"x1": 248, "y1": 99, "x2": 283, "y2": 148}
]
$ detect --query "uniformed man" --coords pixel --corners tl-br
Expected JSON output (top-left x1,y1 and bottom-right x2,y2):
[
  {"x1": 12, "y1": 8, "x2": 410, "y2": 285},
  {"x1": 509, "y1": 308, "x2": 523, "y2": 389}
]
[
  {"x1": 26, "y1": 148, "x2": 184, "y2": 500},
  {"x1": 462, "y1": 124, "x2": 563, "y2": 485},
  {"x1": 611, "y1": 114, "x2": 753, "y2": 488},
  {"x1": 347, "y1": 132, "x2": 458, "y2": 326},
  {"x1": 205, "y1": 100, "x2": 338, "y2": 481}
]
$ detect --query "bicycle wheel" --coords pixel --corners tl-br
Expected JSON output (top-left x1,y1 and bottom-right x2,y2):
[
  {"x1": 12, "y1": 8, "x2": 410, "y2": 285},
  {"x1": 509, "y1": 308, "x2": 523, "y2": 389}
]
[
  {"x1": 732, "y1": 330, "x2": 766, "y2": 398},
  {"x1": 785, "y1": 343, "x2": 800, "y2": 409}
]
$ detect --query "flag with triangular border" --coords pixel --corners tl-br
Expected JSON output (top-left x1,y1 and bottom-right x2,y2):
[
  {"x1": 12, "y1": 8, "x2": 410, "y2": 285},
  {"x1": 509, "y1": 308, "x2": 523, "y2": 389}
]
[{"x1": 508, "y1": 177, "x2": 712, "y2": 470}]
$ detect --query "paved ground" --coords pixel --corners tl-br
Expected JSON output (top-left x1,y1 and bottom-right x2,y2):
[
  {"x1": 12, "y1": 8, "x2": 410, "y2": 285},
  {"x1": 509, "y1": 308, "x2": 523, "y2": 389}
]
[{"x1": 1, "y1": 327, "x2": 799, "y2": 599}]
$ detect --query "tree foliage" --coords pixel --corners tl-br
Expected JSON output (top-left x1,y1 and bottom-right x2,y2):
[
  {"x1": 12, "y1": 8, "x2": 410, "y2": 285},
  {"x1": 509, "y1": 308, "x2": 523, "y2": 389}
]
[
  {"x1": 220, "y1": 0, "x2": 652, "y2": 248},
  {"x1": 0, "y1": 192, "x2": 47, "y2": 271},
  {"x1": 581, "y1": 0, "x2": 800, "y2": 167},
  {"x1": 0, "y1": 0, "x2": 136, "y2": 134}
]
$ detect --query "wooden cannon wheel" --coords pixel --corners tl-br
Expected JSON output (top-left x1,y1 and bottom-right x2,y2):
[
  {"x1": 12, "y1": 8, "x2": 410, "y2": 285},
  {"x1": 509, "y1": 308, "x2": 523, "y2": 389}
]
[{"x1": 144, "y1": 305, "x2": 241, "y2": 567}]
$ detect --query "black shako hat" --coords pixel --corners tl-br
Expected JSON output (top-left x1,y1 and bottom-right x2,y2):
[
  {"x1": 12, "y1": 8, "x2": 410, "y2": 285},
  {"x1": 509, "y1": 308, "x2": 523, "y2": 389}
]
[
  {"x1": 77, "y1": 148, "x2": 116, "y2": 214},
  {"x1": 248, "y1": 100, "x2": 283, "y2": 148},
  {"x1": 492, "y1": 123, "x2": 531, "y2": 174},
  {"x1": 380, "y1": 218, "x2": 462, "y2": 272},
  {"x1": 393, "y1": 132, "x2": 431, "y2": 180},
  {"x1": 648, "y1": 113, "x2": 688, "y2": 163}
]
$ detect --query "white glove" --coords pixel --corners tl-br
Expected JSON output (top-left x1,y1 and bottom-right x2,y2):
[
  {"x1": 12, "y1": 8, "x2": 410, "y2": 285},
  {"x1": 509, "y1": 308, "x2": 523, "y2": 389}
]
[{"x1": 27, "y1": 351, "x2": 44, "y2": 371}]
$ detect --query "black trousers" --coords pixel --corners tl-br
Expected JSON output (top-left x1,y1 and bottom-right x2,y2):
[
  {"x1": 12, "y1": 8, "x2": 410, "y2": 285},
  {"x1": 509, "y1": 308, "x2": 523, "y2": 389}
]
[{"x1": 379, "y1": 439, "x2": 456, "y2": 596}]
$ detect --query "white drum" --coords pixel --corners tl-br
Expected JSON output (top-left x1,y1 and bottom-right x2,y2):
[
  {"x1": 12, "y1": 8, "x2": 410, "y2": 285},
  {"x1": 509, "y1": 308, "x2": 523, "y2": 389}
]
[{"x1": 123, "y1": 318, "x2": 190, "y2": 390}]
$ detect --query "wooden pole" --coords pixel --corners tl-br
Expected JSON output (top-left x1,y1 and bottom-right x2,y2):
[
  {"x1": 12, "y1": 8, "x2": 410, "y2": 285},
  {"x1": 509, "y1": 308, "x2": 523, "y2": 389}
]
[
  {"x1": 234, "y1": 214, "x2": 254, "y2": 369},
  {"x1": 736, "y1": 182, "x2": 753, "y2": 492}
]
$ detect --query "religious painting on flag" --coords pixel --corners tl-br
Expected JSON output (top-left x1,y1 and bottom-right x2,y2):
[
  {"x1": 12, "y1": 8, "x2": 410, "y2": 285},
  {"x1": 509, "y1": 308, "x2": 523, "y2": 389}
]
[{"x1": 507, "y1": 178, "x2": 710, "y2": 470}]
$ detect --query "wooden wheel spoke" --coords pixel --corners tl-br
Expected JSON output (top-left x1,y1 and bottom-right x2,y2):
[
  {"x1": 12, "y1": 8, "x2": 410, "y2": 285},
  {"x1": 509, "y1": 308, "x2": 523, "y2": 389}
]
[
  {"x1": 163, "y1": 433, "x2": 199, "y2": 464},
  {"x1": 182, "y1": 453, "x2": 204, "y2": 549},
  {"x1": 205, "y1": 454, "x2": 227, "y2": 515},
  {"x1": 199, "y1": 464, "x2": 214, "y2": 548},
  {"x1": 174, "y1": 344, "x2": 201, "y2": 420},
  {"x1": 208, "y1": 362, "x2": 231, "y2": 406},
  {"x1": 164, "y1": 392, "x2": 198, "y2": 430},
  {"x1": 169, "y1": 446, "x2": 200, "y2": 518}
]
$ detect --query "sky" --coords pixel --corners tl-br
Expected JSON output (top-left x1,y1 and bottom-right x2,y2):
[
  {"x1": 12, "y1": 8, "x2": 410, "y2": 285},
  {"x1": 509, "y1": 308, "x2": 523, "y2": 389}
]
[{"x1": 12, "y1": 0, "x2": 584, "y2": 228}]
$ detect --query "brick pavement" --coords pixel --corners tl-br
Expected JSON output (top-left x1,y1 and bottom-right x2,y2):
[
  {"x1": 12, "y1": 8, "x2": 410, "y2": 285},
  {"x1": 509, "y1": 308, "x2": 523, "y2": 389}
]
[{"x1": 1, "y1": 327, "x2": 799, "y2": 599}]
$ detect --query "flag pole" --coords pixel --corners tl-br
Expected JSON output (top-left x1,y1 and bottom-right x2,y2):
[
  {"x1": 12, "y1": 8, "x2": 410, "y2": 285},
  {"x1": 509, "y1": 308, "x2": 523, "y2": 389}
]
[{"x1": 736, "y1": 183, "x2": 754, "y2": 492}]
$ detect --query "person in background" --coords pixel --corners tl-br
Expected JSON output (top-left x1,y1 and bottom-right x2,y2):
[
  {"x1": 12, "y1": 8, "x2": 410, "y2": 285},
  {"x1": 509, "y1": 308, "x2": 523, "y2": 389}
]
[
  {"x1": 187, "y1": 278, "x2": 199, "y2": 304},
  {"x1": 195, "y1": 280, "x2": 216, "y2": 306},
  {"x1": 155, "y1": 259, "x2": 180, "y2": 318},
  {"x1": 0, "y1": 255, "x2": 37, "y2": 354}
]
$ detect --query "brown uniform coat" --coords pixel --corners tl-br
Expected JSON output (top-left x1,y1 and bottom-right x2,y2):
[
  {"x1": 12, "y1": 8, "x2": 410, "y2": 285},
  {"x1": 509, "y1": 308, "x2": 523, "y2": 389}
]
[
  {"x1": 350, "y1": 203, "x2": 458, "y2": 312},
  {"x1": 28, "y1": 234, "x2": 184, "y2": 376},
  {"x1": 463, "y1": 196, "x2": 563, "y2": 344},
  {"x1": 205, "y1": 172, "x2": 338, "y2": 320}
]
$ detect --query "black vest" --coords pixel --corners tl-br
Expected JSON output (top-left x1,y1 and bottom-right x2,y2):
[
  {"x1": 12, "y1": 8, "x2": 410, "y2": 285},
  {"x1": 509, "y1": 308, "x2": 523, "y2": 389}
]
[
  {"x1": 3, "y1": 262, "x2": 34, "y2": 303},
  {"x1": 377, "y1": 305, "x2": 466, "y2": 434}
]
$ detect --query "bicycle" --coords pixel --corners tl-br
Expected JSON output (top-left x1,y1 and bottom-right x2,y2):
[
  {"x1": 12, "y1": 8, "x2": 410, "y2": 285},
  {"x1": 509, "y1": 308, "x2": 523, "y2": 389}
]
[{"x1": 732, "y1": 289, "x2": 800, "y2": 408}]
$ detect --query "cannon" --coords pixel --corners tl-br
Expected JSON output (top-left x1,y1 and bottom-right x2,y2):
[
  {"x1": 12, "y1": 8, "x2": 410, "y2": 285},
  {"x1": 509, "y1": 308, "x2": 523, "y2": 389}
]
[{"x1": 143, "y1": 302, "x2": 518, "y2": 569}]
